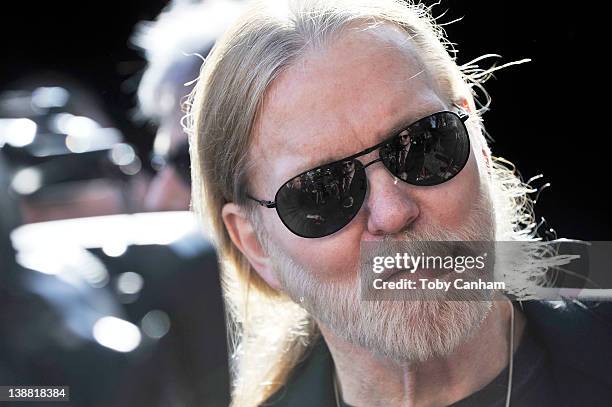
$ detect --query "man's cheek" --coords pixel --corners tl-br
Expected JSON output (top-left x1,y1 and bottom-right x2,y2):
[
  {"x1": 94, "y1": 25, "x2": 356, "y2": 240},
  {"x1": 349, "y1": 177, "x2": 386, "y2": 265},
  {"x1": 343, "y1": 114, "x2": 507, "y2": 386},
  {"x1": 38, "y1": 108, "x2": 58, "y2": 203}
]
[
  {"x1": 434, "y1": 160, "x2": 482, "y2": 221},
  {"x1": 288, "y1": 244, "x2": 356, "y2": 281}
]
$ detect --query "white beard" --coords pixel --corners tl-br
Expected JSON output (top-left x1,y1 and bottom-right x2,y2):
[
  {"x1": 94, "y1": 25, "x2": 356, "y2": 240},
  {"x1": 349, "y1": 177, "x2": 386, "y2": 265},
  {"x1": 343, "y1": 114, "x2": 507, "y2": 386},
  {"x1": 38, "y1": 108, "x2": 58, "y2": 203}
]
[{"x1": 264, "y1": 185, "x2": 497, "y2": 362}]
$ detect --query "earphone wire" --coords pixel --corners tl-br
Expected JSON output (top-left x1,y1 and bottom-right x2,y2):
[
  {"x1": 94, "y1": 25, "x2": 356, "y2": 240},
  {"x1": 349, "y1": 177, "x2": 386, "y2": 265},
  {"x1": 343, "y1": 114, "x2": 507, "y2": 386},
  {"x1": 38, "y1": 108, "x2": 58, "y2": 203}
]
[{"x1": 505, "y1": 299, "x2": 515, "y2": 407}]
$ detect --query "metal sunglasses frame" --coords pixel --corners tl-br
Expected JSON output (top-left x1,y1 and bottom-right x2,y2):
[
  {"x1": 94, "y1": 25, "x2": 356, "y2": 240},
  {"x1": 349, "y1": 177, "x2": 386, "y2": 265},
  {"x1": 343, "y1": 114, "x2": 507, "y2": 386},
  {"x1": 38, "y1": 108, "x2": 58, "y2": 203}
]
[{"x1": 247, "y1": 109, "x2": 470, "y2": 211}]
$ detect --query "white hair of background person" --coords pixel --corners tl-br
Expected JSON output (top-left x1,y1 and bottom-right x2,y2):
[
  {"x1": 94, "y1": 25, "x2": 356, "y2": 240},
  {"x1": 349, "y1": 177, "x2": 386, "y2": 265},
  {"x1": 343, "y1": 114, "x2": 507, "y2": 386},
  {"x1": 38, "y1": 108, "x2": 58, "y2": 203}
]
[{"x1": 132, "y1": 0, "x2": 247, "y2": 122}]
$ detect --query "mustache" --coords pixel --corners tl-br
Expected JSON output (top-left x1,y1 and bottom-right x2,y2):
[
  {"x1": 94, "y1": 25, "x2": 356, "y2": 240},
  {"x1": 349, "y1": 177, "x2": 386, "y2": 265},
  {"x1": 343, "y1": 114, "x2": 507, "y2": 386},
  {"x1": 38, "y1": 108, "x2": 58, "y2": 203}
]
[
  {"x1": 361, "y1": 239, "x2": 458, "y2": 282},
  {"x1": 362, "y1": 220, "x2": 494, "y2": 281}
]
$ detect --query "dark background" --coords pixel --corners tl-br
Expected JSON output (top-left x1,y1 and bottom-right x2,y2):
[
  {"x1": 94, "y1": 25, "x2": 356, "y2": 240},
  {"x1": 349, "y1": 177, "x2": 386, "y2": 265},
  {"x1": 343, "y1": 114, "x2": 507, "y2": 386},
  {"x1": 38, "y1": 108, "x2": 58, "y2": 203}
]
[{"x1": 1, "y1": 1, "x2": 607, "y2": 240}]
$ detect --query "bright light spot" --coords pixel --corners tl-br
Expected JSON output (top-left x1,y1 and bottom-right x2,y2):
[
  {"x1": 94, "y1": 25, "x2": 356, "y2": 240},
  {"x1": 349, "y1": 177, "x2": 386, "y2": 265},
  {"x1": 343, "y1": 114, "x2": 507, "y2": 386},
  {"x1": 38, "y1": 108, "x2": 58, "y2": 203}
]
[
  {"x1": 101, "y1": 241, "x2": 128, "y2": 257},
  {"x1": 32, "y1": 87, "x2": 69, "y2": 109},
  {"x1": 51, "y1": 112, "x2": 74, "y2": 133},
  {"x1": 110, "y1": 143, "x2": 136, "y2": 166},
  {"x1": 62, "y1": 115, "x2": 103, "y2": 153},
  {"x1": 65, "y1": 134, "x2": 92, "y2": 153},
  {"x1": 153, "y1": 129, "x2": 171, "y2": 157},
  {"x1": 96, "y1": 128, "x2": 122, "y2": 146},
  {"x1": 116, "y1": 272, "x2": 144, "y2": 295},
  {"x1": 11, "y1": 167, "x2": 42, "y2": 195},
  {"x1": 15, "y1": 249, "x2": 63, "y2": 275},
  {"x1": 141, "y1": 310, "x2": 171, "y2": 339},
  {"x1": 60, "y1": 120, "x2": 122, "y2": 152},
  {"x1": 80, "y1": 261, "x2": 110, "y2": 288},
  {"x1": 120, "y1": 156, "x2": 142, "y2": 176},
  {"x1": 15, "y1": 245, "x2": 109, "y2": 288},
  {"x1": 93, "y1": 316, "x2": 141, "y2": 352},
  {"x1": 64, "y1": 115, "x2": 99, "y2": 138},
  {"x1": 0, "y1": 118, "x2": 37, "y2": 147},
  {"x1": 11, "y1": 212, "x2": 199, "y2": 250}
]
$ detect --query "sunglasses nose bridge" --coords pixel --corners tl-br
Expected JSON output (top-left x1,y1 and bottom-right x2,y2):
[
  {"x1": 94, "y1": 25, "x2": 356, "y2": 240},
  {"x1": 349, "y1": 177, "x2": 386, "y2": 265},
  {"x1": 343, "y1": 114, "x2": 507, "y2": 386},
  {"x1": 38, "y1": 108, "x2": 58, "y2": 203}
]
[{"x1": 361, "y1": 161, "x2": 420, "y2": 236}]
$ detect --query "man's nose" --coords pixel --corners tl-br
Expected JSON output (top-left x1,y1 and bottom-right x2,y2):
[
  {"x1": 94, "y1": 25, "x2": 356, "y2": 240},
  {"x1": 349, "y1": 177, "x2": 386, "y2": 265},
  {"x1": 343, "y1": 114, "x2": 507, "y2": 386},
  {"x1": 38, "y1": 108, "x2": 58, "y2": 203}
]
[{"x1": 363, "y1": 164, "x2": 419, "y2": 236}]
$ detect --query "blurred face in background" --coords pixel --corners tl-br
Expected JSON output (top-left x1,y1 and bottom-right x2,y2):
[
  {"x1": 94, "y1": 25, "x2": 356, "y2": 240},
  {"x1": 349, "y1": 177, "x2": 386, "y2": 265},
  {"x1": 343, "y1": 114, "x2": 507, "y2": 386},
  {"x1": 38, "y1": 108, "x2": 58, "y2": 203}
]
[
  {"x1": 145, "y1": 84, "x2": 192, "y2": 212},
  {"x1": 135, "y1": 1, "x2": 247, "y2": 213}
]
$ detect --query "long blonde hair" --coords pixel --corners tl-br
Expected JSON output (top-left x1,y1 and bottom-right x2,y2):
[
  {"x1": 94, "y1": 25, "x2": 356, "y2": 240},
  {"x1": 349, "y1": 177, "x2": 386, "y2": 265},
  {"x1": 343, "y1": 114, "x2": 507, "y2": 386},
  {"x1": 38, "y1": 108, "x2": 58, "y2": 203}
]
[{"x1": 186, "y1": 1, "x2": 541, "y2": 405}]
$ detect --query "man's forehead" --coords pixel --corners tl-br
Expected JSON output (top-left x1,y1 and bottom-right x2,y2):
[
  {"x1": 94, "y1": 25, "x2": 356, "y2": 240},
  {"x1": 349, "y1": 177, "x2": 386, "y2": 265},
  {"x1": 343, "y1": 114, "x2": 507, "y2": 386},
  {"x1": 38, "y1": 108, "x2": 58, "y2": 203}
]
[{"x1": 249, "y1": 23, "x2": 444, "y2": 195}]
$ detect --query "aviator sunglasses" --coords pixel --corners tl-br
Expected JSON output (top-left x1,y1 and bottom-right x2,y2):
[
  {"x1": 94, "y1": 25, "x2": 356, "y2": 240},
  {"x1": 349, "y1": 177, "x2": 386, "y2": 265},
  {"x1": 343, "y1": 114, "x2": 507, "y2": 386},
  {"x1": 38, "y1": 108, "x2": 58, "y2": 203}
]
[{"x1": 248, "y1": 110, "x2": 470, "y2": 238}]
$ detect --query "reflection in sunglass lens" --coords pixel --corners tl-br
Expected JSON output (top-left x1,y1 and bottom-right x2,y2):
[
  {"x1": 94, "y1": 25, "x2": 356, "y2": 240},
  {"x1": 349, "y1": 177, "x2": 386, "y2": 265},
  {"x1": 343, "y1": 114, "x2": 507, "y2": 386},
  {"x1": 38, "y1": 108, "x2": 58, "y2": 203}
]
[
  {"x1": 380, "y1": 111, "x2": 469, "y2": 186},
  {"x1": 275, "y1": 159, "x2": 366, "y2": 238}
]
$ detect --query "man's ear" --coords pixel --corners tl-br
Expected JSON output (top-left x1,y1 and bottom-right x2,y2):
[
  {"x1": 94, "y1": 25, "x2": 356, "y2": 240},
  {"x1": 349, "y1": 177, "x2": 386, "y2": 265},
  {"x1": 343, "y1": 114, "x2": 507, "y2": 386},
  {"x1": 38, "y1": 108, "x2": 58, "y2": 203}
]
[
  {"x1": 221, "y1": 202, "x2": 283, "y2": 291},
  {"x1": 456, "y1": 96, "x2": 472, "y2": 114}
]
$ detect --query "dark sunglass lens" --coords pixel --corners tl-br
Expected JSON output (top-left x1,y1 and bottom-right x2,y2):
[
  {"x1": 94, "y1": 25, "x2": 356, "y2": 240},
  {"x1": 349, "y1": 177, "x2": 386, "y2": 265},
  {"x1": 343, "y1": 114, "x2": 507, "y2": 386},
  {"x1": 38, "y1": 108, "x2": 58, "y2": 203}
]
[
  {"x1": 275, "y1": 159, "x2": 367, "y2": 238},
  {"x1": 380, "y1": 112, "x2": 470, "y2": 186}
]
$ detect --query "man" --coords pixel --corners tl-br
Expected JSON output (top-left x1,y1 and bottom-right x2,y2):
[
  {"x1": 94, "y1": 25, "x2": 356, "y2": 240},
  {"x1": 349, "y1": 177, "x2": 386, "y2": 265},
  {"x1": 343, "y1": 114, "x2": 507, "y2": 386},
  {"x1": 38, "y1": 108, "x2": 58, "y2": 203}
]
[
  {"x1": 187, "y1": 0, "x2": 612, "y2": 406},
  {"x1": 133, "y1": 0, "x2": 245, "y2": 211}
]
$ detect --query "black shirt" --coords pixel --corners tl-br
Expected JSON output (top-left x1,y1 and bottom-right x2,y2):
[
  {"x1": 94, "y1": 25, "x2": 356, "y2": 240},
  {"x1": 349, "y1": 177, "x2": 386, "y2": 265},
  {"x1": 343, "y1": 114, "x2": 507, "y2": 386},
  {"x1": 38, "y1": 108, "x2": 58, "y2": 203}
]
[
  {"x1": 265, "y1": 300, "x2": 612, "y2": 407},
  {"x1": 339, "y1": 324, "x2": 561, "y2": 407}
]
